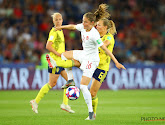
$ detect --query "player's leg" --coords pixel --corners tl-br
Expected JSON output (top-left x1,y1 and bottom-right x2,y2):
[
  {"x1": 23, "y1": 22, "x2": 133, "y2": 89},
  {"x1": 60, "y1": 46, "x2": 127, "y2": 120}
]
[
  {"x1": 30, "y1": 72, "x2": 59, "y2": 113},
  {"x1": 60, "y1": 70, "x2": 75, "y2": 113},
  {"x1": 46, "y1": 51, "x2": 79, "y2": 68},
  {"x1": 80, "y1": 76, "x2": 95, "y2": 120},
  {"x1": 46, "y1": 51, "x2": 81, "y2": 68},
  {"x1": 61, "y1": 51, "x2": 74, "y2": 81},
  {"x1": 61, "y1": 50, "x2": 81, "y2": 89},
  {"x1": 90, "y1": 78, "x2": 101, "y2": 116},
  {"x1": 46, "y1": 53, "x2": 73, "y2": 68},
  {"x1": 90, "y1": 68, "x2": 108, "y2": 116},
  {"x1": 80, "y1": 61, "x2": 99, "y2": 120},
  {"x1": 30, "y1": 66, "x2": 61, "y2": 113},
  {"x1": 61, "y1": 59, "x2": 81, "y2": 89}
]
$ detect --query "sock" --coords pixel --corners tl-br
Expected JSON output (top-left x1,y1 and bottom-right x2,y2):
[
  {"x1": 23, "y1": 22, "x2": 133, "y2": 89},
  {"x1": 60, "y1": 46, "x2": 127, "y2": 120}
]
[
  {"x1": 35, "y1": 83, "x2": 52, "y2": 104},
  {"x1": 63, "y1": 89, "x2": 68, "y2": 105},
  {"x1": 65, "y1": 68, "x2": 73, "y2": 80},
  {"x1": 61, "y1": 54, "x2": 74, "y2": 80},
  {"x1": 80, "y1": 85, "x2": 93, "y2": 112},
  {"x1": 56, "y1": 60, "x2": 74, "y2": 68},
  {"x1": 92, "y1": 96, "x2": 98, "y2": 114}
]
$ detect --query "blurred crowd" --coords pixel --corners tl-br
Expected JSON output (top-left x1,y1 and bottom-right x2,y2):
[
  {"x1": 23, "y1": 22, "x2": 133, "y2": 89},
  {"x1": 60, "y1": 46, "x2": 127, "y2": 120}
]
[{"x1": 0, "y1": 0, "x2": 164, "y2": 65}]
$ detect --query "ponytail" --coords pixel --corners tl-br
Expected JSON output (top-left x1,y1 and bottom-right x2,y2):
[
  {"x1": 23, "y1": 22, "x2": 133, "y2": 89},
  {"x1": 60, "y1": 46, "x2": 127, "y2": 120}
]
[
  {"x1": 108, "y1": 20, "x2": 117, "y2": 35},
  {"x1": 94, "y1": 4, "x2": 110, "y2": 22},
  {"x1": 84, "y1": 4, "x2": 110, "y2": 23}
]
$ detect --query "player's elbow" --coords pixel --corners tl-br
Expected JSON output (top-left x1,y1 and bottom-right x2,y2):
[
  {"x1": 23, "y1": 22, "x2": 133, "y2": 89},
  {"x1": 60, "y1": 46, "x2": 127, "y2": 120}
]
[
  {"x1": 46, "y1": 44, "x2": 51, "y2": 51},
  {"x1": 100, "y1": 44, "x2": 106, "y2": 51},
  {"x1": 46, "y1": 42, "x2": 51, "y2": 50},
  {"x1": 46, "y1": 44, "x2": 49, "y2": 50}
]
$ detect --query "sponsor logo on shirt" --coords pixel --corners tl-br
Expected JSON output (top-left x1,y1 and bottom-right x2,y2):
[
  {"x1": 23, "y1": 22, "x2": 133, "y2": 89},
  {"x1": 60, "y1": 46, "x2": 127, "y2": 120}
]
[
  {"x1": 107, "y1": 36, "x2": 111, "y2": 40},
  {"x1": 97, "y1": 39, "x2": 102, "y2": 44},
  {"x1": 49, "y1": 36, "x2": 54, "y2": 40}
]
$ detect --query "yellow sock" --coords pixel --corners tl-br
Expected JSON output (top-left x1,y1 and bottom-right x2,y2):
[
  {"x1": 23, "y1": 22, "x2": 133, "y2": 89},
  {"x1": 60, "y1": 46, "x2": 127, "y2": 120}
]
[
  {"x1": 63, "y1": 89, "x2": 68, "y2": 105},
  {"x1": 92, "y1": 96, "x2": 98, "y2": 114},
  {"x1": 35, "y1": 83, "x2": 52, "y2": 104},
  {"x1": 56, "y1": 60, "x2": 74, "y2": 68}
]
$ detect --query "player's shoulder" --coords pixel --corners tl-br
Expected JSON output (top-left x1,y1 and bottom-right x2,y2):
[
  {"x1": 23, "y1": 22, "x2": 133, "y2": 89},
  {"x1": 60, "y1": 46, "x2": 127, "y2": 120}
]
[
  {"x1": 76, "y1": 23, "x2": 84, "y2": 31},
  {"x1": 104, "y1": 33, "x2": 114, "y2": 40},
  {"x1": 92, "y1": 27, "x2": 98, "y2": 32},
  {"x1": 49, "y1": 27, "x2": 56, "y2": 34},
  {"x1": 105, "y1": 32, "x2": 113, "y2": 37},
  {"x1": 91, "y1": 27, "x2": 100, "y2": 36}
]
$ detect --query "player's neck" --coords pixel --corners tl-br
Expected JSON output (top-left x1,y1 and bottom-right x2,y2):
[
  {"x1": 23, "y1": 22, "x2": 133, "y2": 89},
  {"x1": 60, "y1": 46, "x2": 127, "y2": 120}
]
[
  {"x1": 100, "y1": 30, "x2": 107, "y2": 37},
  {"x1": 86, "y1": 26, "x2": 93, "y2": 32}
]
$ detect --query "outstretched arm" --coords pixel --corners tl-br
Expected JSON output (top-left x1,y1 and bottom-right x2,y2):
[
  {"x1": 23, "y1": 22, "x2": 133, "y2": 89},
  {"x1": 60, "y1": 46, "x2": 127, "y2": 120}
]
[
  {"x1": 56, "y1": 25, "x2": 76, "y2": 30},
  {"x1": 100, "y1": 44, "x2": 126, "y2": 70}
]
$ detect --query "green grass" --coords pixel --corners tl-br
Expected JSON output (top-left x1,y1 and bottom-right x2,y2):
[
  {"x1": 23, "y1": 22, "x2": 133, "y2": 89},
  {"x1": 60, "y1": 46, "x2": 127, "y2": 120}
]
[{"x1": 0, "y1": 90, "x2": 165, "y2": 125}]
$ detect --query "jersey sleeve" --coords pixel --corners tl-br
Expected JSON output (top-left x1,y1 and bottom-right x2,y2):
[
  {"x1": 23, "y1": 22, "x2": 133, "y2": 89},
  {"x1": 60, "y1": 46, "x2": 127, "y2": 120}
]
[
  {"x1": 93, "y1": 31, "x2": 103, "y2": 47},
  {"x1": 105, "y1": 35, "x2": 115, "y2": 45},
  {"x1": 47, "y1": 29, "x2": 57, "y2": 43},
  {"x1": 75, "y1": 23, "x2": 84, "y2": 31}
]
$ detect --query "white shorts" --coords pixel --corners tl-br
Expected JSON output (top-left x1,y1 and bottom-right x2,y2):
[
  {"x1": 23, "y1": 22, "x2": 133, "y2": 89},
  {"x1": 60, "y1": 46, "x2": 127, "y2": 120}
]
[{"x1": 73, "y1": 50, "x2": 99, "y2": 78}]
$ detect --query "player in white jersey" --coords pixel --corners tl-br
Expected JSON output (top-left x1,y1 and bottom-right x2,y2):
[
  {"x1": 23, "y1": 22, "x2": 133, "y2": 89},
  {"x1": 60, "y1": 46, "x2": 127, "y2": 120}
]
[
  {"x1": 72, "y1": 23, "x2": 103, "y2": 79},
  {"x1": 76, "y1": 23, "x2": 102, "y2": 62},
  {"x1": 46, "y1": 4, "x2": 126, "y2": 120}
]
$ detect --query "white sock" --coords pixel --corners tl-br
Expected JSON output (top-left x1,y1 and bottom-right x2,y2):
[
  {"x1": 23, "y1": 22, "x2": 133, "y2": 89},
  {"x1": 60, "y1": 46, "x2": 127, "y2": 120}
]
[
  {"x1": 80, "y1": 85, "x2": 93, "y2": 112},
  {"x1": 61, "y1": 54, "x2": 73, "y2": 80}
]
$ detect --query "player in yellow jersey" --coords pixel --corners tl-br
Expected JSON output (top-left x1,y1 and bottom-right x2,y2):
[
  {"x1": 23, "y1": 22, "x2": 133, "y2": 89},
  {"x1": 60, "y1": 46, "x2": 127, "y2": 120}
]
[
  {"x1": 30, "y1": 13, "x2": 74, "y2": 114},
  {"x1": 86, "y1": 18, "x2": 118, "y2": 119}
]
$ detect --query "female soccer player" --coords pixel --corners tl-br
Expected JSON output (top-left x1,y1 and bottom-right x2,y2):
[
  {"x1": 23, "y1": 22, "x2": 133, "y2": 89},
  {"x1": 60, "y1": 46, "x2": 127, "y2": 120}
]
[
  {"x1": 85, "y1": 18, "x2": 118, "y2": 120},
  {"x1": 46, "y1": 4, "x2": 126, "y2": 120},
  {"x1": 30, "y1": 13, "x2": 74, "y2": 114}
]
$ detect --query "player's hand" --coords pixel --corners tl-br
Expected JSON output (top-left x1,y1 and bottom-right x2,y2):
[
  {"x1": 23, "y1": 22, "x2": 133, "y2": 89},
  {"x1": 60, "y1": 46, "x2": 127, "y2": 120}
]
[
  {"x1": 55, "y1": 26, "x2": 62, "y2": 31},
  {"x1": 115, "y1": 63, "x2": 126, "y2": 70},
  {"x1": 57, "y1": 53, "x2": 61, "y2": 57}
]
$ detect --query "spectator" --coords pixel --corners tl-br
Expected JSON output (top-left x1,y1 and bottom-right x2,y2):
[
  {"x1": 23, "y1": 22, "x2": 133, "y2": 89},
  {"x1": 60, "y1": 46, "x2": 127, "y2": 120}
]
[{"x1": 0, "y1": 0, "x2": 164, "y2": 65}]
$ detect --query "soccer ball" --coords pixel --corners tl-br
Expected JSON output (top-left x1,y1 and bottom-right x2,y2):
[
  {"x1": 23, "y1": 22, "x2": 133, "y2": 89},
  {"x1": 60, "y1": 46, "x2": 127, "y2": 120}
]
[{"x1": 66, "y1": 86, "x2": 80, "y2": 100}]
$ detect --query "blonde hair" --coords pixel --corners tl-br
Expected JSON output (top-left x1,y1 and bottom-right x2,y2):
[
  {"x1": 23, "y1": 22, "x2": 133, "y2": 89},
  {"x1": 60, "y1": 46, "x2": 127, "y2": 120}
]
[
  {"x1": 109, "y1": 20, "x2": 117, "y2": 35},
  {"x1": 51, "y1": 12, "x2": 62, "y2": 22},
  {"x1": 101, "y1": 18, "x2": 117, "y2": 35},
  {"x1": 84, "y1": 4, "x2": 110, "y2": 23}
]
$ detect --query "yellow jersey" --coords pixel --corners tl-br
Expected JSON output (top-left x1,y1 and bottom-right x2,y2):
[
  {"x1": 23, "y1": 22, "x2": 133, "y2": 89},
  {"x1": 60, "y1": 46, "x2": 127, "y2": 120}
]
[
  {"x1": 47, "y1": 27, "x2": 65, "y2": 61},
  {"x1": 97, "y1": 33, "x2": 115, "y2": 71}
]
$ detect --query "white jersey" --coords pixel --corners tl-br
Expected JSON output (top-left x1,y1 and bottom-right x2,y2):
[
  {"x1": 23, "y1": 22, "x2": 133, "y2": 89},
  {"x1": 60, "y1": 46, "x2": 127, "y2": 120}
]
[{"x1": 76, "y1": 23, "x2": 103, "y2": 62}]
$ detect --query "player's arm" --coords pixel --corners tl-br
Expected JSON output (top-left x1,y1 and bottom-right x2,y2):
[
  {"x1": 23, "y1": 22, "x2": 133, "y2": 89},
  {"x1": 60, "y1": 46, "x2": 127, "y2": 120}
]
[
  {"x1": 56, "y1": 25, "x2": 76, "y2": 30},
  {"x1": 46, "y1": 41, "x2": 61, "y2": 57},
  {"x1": 103, "y1": 40, "x2": 110, "y2": 47},
  {"x1": 100, "y1": 44, "x2": 126, "y2": 70}
]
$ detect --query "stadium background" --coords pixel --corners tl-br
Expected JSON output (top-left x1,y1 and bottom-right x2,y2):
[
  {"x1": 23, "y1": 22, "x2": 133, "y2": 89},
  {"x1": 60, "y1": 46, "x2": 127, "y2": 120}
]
[
  {"x1": 0, "y1": 0, "x2": 165, "y2": 125},
  {"x1": 0, "y1": 0, "x2": 164, "y2": 90}
]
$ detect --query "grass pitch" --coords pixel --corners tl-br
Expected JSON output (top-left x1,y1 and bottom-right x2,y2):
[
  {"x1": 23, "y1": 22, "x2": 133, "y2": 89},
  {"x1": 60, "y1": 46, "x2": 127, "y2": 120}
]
[{"x1": 0, "y1": 89, "x2": 165, "y2": 125}]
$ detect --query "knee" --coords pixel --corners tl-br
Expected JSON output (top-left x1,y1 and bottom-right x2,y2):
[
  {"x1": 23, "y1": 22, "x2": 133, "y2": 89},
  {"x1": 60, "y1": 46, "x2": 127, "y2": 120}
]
[
  {"x1": 48, "y1": 82, "x2": 56, "y2": 88},
  {"x1": 90, "y1": 89, "x2": 97, "y2": 98},
  {"x1": 73, "y1": 59, "x2": 81, "y2": 67}
]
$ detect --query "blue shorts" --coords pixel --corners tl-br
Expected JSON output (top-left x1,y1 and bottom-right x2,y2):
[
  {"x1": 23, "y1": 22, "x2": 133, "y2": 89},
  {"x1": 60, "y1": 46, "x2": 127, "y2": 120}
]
[
  {"x1": 48, "y1": 66, "x2": 65, "y2": 74},
  {"x1": 92, "y1": 68, "x2": 108, "y2": 84}
]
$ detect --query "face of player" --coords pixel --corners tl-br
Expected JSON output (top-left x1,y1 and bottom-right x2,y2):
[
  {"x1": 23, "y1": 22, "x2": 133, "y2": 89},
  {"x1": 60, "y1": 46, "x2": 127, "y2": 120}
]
[
  {"x1": 82, "y1": 16, "x2": 94, "y2": 31},
  {"x1": 96, "y1": 20, "x2": 107, "y2": 34},
  {"x1": 54, "y1": 14, "x2": 63, "y2": 27}
]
